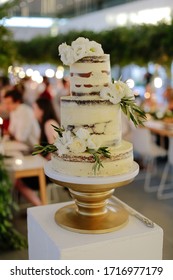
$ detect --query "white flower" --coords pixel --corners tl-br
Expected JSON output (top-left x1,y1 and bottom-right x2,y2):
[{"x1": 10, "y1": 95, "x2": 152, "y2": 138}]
[
  {"x1": 54, "y1": 130, "x2": 73, "y2": 156},
  {"x1": 58, "y1": 43, "x2": 75, "y2": 65},
  {"x1": 100, "y1": 86, "x2": 112, "y2": 100},
  {"x1": 58, "y1": 37, "x2": 104, "y2": 65},
  {"x1": 73, "y1": 44, "x2": 88, "y2": 62},
  {"x1": 61, "y1": 130, "x2": 73, "y2": 145},
  {"x1": 100, "y1": 80, "x2": 135, "y2": 104},
  {"x1": 72, "y1": 38, "x2": 90, "y2": 61},
  {"x1": 87, "y1": 135, "x2": 101, "y2": 150},
  {"x1": 75, "y1": 128, "x2": 90, "y2": 140},
  {"x1": 100, "y1": 84, "x2": 122, "y2": 104},
  {"x1": 71, "y1": 37, "x2": 90, "y2": 47},
  {"x1": 115, "y1": 80, "x2": 134, "y2": 99},
  {"x1": 88, "y1": 41, "x2": 104, "y2": 56},
  {"x1": 69, "y1": 138, "x2": 86, "y2": 154},
  {"x1": 58, "y1": 42, "x2": 68, "y2": 55},
  {"x1": 55, "y1": 142, "x2": 68, "y2": 156}
]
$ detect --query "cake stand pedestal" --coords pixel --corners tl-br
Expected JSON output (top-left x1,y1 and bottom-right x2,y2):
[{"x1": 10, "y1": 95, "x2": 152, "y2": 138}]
[{"x1": 44, "y1": 161, "x2": 139, "y2": 234}]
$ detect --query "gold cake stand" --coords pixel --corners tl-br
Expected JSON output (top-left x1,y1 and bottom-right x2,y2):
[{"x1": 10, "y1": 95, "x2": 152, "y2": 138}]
[{"x1": 44, "y1": 161, "x2": 139, "y2": 234}]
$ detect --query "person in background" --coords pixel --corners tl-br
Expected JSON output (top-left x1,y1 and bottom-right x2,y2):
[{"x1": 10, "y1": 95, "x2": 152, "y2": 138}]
[
  {"x1": 0, "y1": 76, "x2": 13, "y2": 135},
  {"x1": 16, "y1": 98, "x2": 60, "y2": 206},
  {"x1": 39, "y1": 76, "x2": 52, "y2": 100},
  {"x1": 163, "y1": 86, "x2": 173, "y2": 111},
  {"x1": 33, "y1": 97, "x2": 59, "y2": 149},
  {"x1": 0, "y1": 76, "x2": 12, "y2": 100},
  {"x1": 3, "y1": 89, "x2": 42, "y2": 206},
  {"x1": 3, "y1": 89, "x2": 40, "y2": 149},
  {"x1": 33, "y1": 97, "x2": 71, "y2": 200},
  {"x1": 21, "y1": 76, "x2": 40, "y2": 106}
]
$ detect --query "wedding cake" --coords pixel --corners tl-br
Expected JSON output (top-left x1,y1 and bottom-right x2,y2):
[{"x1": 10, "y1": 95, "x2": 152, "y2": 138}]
[{"x1": 34, "y1": 37, "x2": 145, "y2": 176}]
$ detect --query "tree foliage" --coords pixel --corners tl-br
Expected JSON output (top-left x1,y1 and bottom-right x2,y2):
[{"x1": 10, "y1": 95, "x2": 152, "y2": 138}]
[
  {"x1": 13, "y1": 20, "x2": 173, "y2": 69},
  {"x1": 0, "y1": 0, "x2": 19, "y2": 73},
  {"x1": 1, "y1": 6, "x2": 173, "y2": 72}
]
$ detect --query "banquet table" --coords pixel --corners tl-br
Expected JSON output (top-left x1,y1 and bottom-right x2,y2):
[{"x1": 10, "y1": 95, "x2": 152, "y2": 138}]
[
  {"x1": 3, "y1": 141, "x2": 47, "y2": 205},
  {"x1": 13, "y1": 155, "x2": 47, "y2": 205},
  {"x1": 2, "y1": 140, "x2": 30, "y2": 154},
  {"x1": 145, "y1": 120, "x2": 173, "y2": 138},
  {"x1": 145, "y1": 120, "x2": 173, "y2": 199}
]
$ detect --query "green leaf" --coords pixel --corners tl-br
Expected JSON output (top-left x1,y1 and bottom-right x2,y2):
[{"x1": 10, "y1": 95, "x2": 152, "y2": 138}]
[
  {"x1": 32, "y1": 144, "x2": 57, "y2": 156},
  {"x1": 120, "y1": 97, "x2": 147, "y2": 127},
  {"x1": 87, "y1": 146, "x2": 111, "y2": 174},
  {"x1": 51, "y1": 125, "x2": 65, "y2": 137}
]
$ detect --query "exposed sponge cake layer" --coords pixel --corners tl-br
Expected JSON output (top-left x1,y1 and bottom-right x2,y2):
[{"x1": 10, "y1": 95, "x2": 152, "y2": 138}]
[
  {"x1": 70, "y1": 55, "x2": 111, "y2": 96},
  {"x1": 61, "y1": 96, "x2": 122, "y2": 147},
  {"x1": 51, "y1": 140, "x2": 133, "y2": 177}
]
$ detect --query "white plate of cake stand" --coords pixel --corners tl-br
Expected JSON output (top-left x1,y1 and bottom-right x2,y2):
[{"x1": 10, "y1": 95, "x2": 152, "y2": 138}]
[{"x1": 44, "y1": 161, "x2": 139, "y2": 234}]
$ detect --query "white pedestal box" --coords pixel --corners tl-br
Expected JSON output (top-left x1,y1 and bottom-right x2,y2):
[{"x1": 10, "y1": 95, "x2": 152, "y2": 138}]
[{"x1": 27, "y1": 199, "x2": 163, "y2": 260}]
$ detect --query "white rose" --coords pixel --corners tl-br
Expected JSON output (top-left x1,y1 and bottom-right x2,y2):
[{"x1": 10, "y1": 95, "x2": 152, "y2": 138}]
[
  {"x1": 73, "y1": 44, "x2": 88, "y2": 62},
  {"x1": 72, "y1": 38, "x2": 89, "y2": 61},
  {"x1": 114, "y1": 81, "x2": 126, "y2": 99},
  {"x1": 114, "y1": 80, "x2": 134, "y2": 99},
  {"x1": 58, "y1": 42, "x2": 68, "y2": 55},
  {"x1": 55, "y1": 141, "x2": 68, "y2": 156},
  {"x1": 100, "y1": 86, "x2": 111, "y2": 101},
  {"x1": 109, "y1": 83, "x2": 122, "y2": 104},
  {"x1": 75, "y1": 127, "x2": 90, "y2": 140},
  {"x1": 59, "y1": 44, "x2": 75, "y2": 65},
  {"x1": 122, "y1": 80, "x2": 135, "y2": 99},
  {"x1": 61, "y1": 130, "x2": 73, "y2": 145},
  {"x1": 87, "y1": 135, "x2": 101, "y2": 150},
  {"x1": 59, "y1": 38, "x2": 105, "y2": 64},
  {"x1": 71, "y1": 37, "x2": 89, "y2": 48},
  {"x1": 88, "y1": 41, "x2": 104, "y2": 56},
  {"x1": 54, "y1": 130, "x2": 73, "y2": 155},
  {"x1": 100, "y1": 84, "x2": 121, "y2": 104},
  {"x1": 69, "y1": 138, "x2": 86, "y2": 154}
]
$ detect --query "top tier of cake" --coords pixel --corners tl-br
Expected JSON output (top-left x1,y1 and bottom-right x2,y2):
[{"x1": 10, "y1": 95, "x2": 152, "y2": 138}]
[{"x1": 70, "y1": 55, "x2": 111, "y2": 96}]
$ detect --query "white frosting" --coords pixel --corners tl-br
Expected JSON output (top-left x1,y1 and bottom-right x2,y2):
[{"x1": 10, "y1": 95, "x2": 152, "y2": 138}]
[
  {"x1": 60, "y1": 96, "x2": 122, "y2": 147},
  {"x1": 70, "y1": 55, "x2": 111, "y2": 95},
  {"x1": 51, "y1": 140, "x2": 133, "y2": 177}
]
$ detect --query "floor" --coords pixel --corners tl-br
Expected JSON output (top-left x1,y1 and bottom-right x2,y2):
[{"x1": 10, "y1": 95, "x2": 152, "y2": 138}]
[{"x1": 0, "y1": 158, "x2": 173, "y2": 260}]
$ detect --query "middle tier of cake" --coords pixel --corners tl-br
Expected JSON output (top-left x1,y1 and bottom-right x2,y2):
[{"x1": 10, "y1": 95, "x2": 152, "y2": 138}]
[{"x1": 61, "y1": 95, "x2": 122, "y2": 147}]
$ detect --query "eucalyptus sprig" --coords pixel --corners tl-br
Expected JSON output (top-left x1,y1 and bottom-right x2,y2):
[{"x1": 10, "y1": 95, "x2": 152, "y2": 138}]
[
  {"x1": 87, "y1": 147, "x2": 111, "y2": 174},
  {"x1": 32, "y1": 144, "x2": 57, "y2": 156},
  {"x1": 120, "y1": 96, "x2": 146, "y2": 126},
  {"x1": 51, "y1": 124, "x2": 65, "y2": 137},
  {"x1": 32, "y1": 125, "x2": 63, "y2": 156}
]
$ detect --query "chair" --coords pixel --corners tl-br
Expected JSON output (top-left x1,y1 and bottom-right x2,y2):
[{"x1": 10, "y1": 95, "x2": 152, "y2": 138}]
[
  {"x1": 132, "y1": 127, "x2": 167, "y2": 193},
  {"x1": 157, "y1": 137, "x2": 173, "y2": 199}
]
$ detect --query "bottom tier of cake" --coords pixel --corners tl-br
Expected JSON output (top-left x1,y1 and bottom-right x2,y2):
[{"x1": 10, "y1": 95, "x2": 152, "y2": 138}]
[{"x1": 51, "y1": 140, "x2": 133, "y2": 177}]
